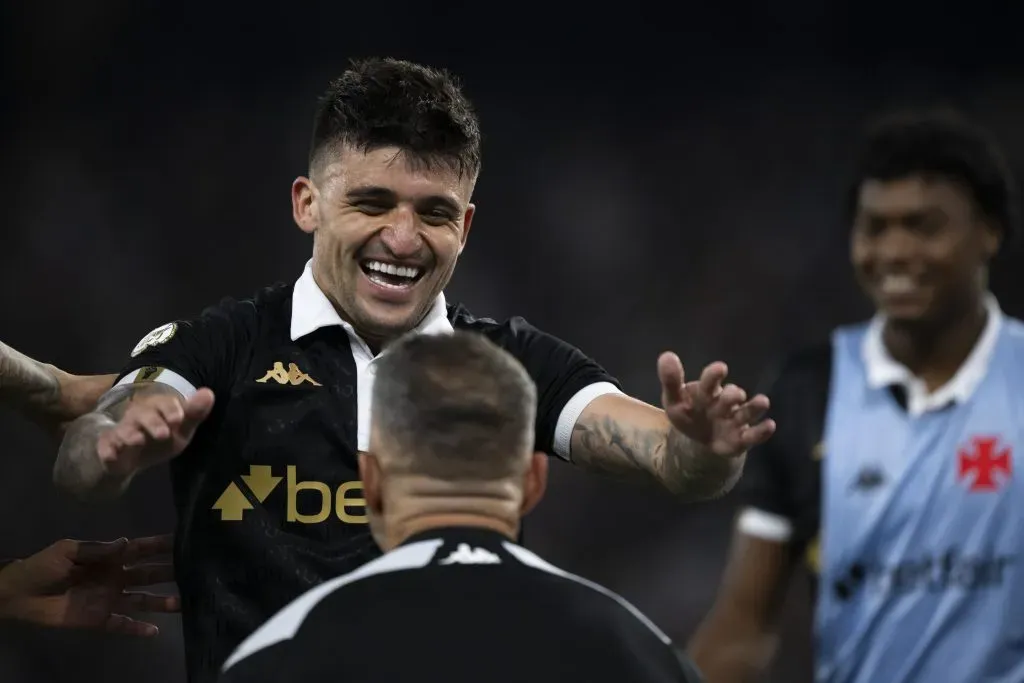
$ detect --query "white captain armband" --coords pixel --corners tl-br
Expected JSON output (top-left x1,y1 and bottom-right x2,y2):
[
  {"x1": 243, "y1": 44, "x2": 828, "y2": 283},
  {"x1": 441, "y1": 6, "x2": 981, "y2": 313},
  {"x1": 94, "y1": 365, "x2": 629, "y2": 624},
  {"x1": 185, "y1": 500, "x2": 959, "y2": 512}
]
[
  {"x1": 553, "y1": 381, "x2": 624, "y2": 462},
  {"x1": 116, "y1": 367, "x2": 198, "y2": 400},
  {"x1": 736, "y1": 507, "x2": 793, "y2": 543}
]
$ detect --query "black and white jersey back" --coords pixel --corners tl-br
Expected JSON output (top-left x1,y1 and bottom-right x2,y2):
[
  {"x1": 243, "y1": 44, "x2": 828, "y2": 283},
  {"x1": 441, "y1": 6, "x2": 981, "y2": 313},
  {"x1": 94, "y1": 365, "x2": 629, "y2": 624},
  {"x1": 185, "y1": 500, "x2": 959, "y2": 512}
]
[
  {"x1": 218, "y1": 527, "x2": 703, "y2": 683},
  {"x1": 114, "y1": 269, "x2": 622, "y2": 683}
]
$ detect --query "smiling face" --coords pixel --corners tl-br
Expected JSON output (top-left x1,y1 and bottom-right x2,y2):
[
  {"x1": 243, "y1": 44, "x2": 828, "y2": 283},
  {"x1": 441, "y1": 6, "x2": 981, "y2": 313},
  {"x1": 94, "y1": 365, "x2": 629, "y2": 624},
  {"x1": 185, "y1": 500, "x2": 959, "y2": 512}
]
[
  {"x1": 850, "y1": 175, "x2": 999, "y2": 325},
  {"x1": 292, "y1": 145, "x2": 476, "y2": 345}
]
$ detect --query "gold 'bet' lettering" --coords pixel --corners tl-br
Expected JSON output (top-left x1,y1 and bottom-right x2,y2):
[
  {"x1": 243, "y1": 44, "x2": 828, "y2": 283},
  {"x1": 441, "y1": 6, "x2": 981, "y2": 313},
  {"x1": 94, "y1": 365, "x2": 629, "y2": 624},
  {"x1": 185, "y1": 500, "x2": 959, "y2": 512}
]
[
  {"x1": 288, "y1": 466, "x2": 367, "y2": 524},
  {"x1": 211, "y1": 465, "x2": 367, "y2": 524}
]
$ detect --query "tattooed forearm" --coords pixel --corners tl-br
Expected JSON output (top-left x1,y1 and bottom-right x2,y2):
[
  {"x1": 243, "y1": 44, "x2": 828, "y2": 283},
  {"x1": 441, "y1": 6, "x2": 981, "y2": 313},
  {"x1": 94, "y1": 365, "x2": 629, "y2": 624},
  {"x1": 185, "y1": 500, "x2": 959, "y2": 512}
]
[
  {"x1": 571, "y1": 415, "x2": 665, "y2": 484},
  {"x1": 572, "y1": 414, "x2": 743, "y2": 501},
  {"x1": 0, "y1": 341, "x2": 61, "y2": 413},
  {"x1": 54, "y1": 412, "x2": 126, "y2": 500},
  {"x1": 659, "y1": 428, "x2": 743, "y2": 500},
  {"x1": 54, "y1": 383, "x2": 172, "y2": 500},
  {"x1": 0, "y1": 342, "x2": 116, "y2": 437}
]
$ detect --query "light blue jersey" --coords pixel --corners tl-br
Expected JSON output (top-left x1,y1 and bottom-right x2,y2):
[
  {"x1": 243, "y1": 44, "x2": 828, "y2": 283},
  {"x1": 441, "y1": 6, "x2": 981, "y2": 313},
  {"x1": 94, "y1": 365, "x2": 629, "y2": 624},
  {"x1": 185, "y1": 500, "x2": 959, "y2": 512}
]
[{"x1": 815, "y1": 298, "x2": 1024, "y2": 683}]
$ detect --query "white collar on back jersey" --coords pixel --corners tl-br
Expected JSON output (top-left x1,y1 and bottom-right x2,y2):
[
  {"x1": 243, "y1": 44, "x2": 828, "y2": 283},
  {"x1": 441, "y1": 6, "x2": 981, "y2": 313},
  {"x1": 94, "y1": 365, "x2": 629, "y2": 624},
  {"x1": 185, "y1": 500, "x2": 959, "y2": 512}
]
[
  {"x1": 862, "y1": 293, "x2": 1003, "y2": 416},
  {"x1": 289, "y1": 260, "x2": 453, "y2": 347}
]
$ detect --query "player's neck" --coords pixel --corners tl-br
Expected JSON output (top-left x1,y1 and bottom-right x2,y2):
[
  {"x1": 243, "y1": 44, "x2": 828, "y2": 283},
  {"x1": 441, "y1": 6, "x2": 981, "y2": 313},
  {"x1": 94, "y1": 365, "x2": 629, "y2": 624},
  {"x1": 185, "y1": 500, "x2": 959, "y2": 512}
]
[
  {"x1": 882, "y1": 296, "x2": 988, "y2": 392},
  {"x1": 379, "y1": 478, "x2": 523, "y2": 551},
  {"x1": 387, "y1": 513, "x2": 520, "y2": 551}
]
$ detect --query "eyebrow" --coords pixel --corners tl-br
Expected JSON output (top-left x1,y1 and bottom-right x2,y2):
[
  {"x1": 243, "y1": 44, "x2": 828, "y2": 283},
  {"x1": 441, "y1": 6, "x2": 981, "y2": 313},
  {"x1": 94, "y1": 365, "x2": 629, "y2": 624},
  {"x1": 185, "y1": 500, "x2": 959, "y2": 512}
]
[
  {"x1": 345, "y1": 185, "x2": 461, "y2": 212},
  {"x1": 346, "y1": 186, "x2": 397, "y2": 202}
]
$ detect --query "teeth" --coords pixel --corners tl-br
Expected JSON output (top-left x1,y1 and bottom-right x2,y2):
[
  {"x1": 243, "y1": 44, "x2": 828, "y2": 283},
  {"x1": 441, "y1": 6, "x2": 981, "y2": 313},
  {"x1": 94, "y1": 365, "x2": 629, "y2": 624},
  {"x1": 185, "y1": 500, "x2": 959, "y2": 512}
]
[
  {"x1": 364, "y1": 260, "x2": 421, "y2": 280},
  {"x1": 880, "y1": 275, "x2": 915, "y2": 294}
]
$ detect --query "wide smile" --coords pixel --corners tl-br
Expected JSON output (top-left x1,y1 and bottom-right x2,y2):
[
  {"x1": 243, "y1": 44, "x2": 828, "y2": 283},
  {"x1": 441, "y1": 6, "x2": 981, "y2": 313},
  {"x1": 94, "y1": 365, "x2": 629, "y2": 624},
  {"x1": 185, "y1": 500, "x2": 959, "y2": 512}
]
[
  {"x1": 359, "y1": 259, "x2": 426, "y2": 292},
  {"x1": 873, "y1": 273, "x2": 930, "y2": 303},
  {"x1": 878, "y1": 274, "x2": 919, "y2": 296}
]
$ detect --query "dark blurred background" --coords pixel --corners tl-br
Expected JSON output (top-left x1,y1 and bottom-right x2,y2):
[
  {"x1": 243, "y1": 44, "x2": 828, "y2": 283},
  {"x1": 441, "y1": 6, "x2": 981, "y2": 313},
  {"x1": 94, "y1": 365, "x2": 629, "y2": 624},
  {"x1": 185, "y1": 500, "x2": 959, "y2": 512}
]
[{"x1": 3, "y1": 2, "x2": 1024, "y2": 681}]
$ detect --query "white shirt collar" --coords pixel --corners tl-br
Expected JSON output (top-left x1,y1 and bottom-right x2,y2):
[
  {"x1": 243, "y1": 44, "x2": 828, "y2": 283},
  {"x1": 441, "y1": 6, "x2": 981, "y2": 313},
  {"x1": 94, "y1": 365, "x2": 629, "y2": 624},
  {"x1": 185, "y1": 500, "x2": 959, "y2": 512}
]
[
  {"x1": 862, "y1": 294, "x2": 1003, "y2": 415},
  {"x1": 289, "y1": 260, "x2": 453, "y2": 351}
]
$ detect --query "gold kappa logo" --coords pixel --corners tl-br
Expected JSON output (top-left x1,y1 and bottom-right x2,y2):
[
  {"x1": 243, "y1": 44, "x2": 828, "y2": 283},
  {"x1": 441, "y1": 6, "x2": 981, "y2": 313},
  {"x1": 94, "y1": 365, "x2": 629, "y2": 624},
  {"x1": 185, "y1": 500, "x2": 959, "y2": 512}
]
[
  {"x1": 212, "y1": 465, "x2": 366, "y2": 524},
  {"x1": 256, "y1": 362, "x2": 322, "y2": 387}
]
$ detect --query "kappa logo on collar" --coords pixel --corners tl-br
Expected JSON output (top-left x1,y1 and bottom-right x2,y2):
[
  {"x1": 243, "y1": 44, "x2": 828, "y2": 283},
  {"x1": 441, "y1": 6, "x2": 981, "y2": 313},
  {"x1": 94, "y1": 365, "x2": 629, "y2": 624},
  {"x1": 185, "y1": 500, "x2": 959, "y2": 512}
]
[{"x1": 131, "y1": 323, "x2": 177, "y2": 358}]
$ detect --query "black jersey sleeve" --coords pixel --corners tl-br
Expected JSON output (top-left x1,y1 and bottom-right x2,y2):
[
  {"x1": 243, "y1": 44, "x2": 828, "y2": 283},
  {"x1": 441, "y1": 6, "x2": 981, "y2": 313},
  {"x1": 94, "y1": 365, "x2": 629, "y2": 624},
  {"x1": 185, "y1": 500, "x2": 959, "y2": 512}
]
[
  {"x1": 504, "y1": 317, "x2": 621, "y2": 457},
  {"x1": 736, "y1": 343, "x2": 832, "y2": 539},
  {"x1": 114, "y1": 297, "x2": 256, "y2": 399},
  {"x1": 739, "y1": 359, "x2": 799, "y2": 520}
]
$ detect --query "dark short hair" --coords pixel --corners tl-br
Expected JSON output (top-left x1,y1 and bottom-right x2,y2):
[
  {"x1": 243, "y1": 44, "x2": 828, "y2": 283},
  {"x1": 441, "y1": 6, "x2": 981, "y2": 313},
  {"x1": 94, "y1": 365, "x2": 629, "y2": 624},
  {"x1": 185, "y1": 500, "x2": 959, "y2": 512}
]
[
  {"x1": 847, "y1": 109, "x2": 1020, "y2": 242},
  {"x1": 371, "y1": 331, "x2": 537, "y2": 481},
  {"x1": 308, "y1": 57, "x2": 481, "y2": 179}
]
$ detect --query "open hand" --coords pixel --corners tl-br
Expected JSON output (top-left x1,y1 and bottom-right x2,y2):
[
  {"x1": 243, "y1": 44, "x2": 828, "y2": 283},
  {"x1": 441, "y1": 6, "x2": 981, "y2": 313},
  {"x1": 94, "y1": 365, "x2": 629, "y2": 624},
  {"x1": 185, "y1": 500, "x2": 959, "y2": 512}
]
[
  {"x1": 658, "y1": 352, "x2": 775, "y2": 458},
  {"x1": 0, "y1": 534, "x2": 178, "y2": 636},
  {"x1": 97, "y1": 388, "x2": 215, "y2": 478}
]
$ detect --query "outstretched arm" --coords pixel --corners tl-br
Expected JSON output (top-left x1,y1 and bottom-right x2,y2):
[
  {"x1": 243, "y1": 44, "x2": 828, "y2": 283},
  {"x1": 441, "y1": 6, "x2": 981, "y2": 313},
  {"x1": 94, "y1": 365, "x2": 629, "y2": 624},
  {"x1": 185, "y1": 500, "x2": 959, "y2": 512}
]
[
  {"x1": 56, "y1": 382, "x2": 214, "y2": 501},
  {"x1": 572, "y1": 394, "x2": 742, "y2": 500},
  {"x1": 570, "y1": 353, "x2": 774, "y2": 502},
  {"x1": 0, "y1": 340, "x2": 115, "y2": 436}
]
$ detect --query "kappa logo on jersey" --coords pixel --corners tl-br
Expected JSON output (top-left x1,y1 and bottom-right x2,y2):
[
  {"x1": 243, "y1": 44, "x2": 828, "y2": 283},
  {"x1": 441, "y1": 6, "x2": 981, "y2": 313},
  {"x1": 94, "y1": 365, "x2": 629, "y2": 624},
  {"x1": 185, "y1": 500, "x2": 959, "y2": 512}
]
[
  {"x1": 256, "y1": 362, "x2": 322, "y2": 387},
  {"x1": 131, "y1": 322, "x2": 177, "y2": 358},
  {"x1": 438, "y1": 544, "x2": 501, "y2": 566},
  {"x1": 212, "y1": 465, "x2": 366, "y2": 524},
  {"x1": 957, "y1": 436, "x2": 1012, "y2": 493},
  {"x1": 850, "y1": 465, "x2": 886, "y2": 492}
]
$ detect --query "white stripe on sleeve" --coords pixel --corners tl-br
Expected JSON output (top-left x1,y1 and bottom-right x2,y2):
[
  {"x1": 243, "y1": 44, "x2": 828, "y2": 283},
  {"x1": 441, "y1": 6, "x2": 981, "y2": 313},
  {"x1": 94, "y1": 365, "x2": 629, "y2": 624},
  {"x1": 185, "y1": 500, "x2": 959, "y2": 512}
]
[
  {"x1": 115, "y1": 368, "x2": 198, "y2": 400},
  {"x1": 553, "y1": 382, "x2": 624, "y2": 461},
  {"x1": 736, "y1": 507, "x2": 794, "y2": 542}
]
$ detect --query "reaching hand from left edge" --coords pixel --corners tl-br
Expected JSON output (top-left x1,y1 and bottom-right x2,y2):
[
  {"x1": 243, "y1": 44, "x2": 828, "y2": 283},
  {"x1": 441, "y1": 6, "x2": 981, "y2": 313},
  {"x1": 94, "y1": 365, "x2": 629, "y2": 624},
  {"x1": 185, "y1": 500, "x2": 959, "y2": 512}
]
[{"x1": 0, "y1": 534, "x2": 178, "y2": 636}]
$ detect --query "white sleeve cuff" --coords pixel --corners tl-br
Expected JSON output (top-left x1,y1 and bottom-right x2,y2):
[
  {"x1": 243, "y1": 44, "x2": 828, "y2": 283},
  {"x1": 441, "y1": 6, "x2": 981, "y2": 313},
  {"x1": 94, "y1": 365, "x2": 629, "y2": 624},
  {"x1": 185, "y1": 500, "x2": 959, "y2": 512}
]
[
  {"x1": 552, "y1": 382, "x2": 624, "y2": 462},
  {"x1": 116, "y1": 367, "x2": 197, "y2": 399},
  {"x1": 736, "y1": 507, "x2": 793, "y2": 542}
]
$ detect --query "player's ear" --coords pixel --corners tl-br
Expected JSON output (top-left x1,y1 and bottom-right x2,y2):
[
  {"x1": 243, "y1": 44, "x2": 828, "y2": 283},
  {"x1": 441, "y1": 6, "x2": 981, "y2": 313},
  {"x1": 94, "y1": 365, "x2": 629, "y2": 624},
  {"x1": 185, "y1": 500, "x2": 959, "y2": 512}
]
[
  {"x1": 358, "y1": 452, "x2": 383, "y2": 515},
  {"x1": 519, "y1": 452, "x2": 548, "y2": 517},
  {"x1": 292, "y1": 176, "x2": 318, "y2": 235},
  {"x1": 980, "y1": 220, "x2": 1001, "y2": 261},
  {"x1": 458, "y1": 204, "x2": 475, "y2": 255}
]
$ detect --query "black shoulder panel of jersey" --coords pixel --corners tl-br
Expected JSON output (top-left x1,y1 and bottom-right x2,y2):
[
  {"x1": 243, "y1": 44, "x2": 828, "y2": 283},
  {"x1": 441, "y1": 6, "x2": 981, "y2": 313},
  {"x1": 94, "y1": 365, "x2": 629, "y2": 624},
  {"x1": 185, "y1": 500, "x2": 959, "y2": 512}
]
[
  {"x1": 447, "y1": 303, "x2": 621, "y2": 456},
  {"x1": 115, "y1": 282, "x2": 293, "y2": 397},
  {"x1": 737, "y1": 339, "x2": 832, "y2": 555}
]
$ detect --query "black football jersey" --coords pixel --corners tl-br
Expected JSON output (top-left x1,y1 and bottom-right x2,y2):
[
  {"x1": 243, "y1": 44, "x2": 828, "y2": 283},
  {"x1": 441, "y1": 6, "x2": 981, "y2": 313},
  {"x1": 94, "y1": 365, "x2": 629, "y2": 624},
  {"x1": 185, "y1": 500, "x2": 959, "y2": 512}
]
[{"x1": 116, "y1": 282, "x2": 619, "y2": 683}]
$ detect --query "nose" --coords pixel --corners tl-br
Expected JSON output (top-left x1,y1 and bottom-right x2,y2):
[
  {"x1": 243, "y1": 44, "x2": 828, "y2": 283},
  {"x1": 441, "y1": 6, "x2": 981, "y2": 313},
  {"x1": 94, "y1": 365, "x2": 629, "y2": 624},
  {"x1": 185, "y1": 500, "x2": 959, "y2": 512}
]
[
  {"x1": 874, "y1": 225, "x2": 919, "y2": 266},
  {"x1": 378, "y1": 206, "x2": 422, "y2": 258}
]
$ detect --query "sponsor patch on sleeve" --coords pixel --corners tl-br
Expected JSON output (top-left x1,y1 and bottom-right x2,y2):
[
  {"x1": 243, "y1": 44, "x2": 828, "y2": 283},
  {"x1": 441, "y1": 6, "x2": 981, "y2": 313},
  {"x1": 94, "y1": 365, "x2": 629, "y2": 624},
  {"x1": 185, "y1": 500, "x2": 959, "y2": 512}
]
[
  {"x1": 133, "y1": 366, "x2": 165, "y2": 383},
  {"x1": 131, "y1": 322, "x2": 177, "y2": 358}
]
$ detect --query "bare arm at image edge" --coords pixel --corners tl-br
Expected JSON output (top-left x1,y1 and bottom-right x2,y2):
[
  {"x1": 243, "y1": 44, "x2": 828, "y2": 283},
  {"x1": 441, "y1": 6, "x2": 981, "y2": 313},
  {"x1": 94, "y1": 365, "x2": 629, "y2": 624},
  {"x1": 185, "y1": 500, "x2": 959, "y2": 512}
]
[{"x1": 0, "y1": 340, "x2": 116, "y2": 437}]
